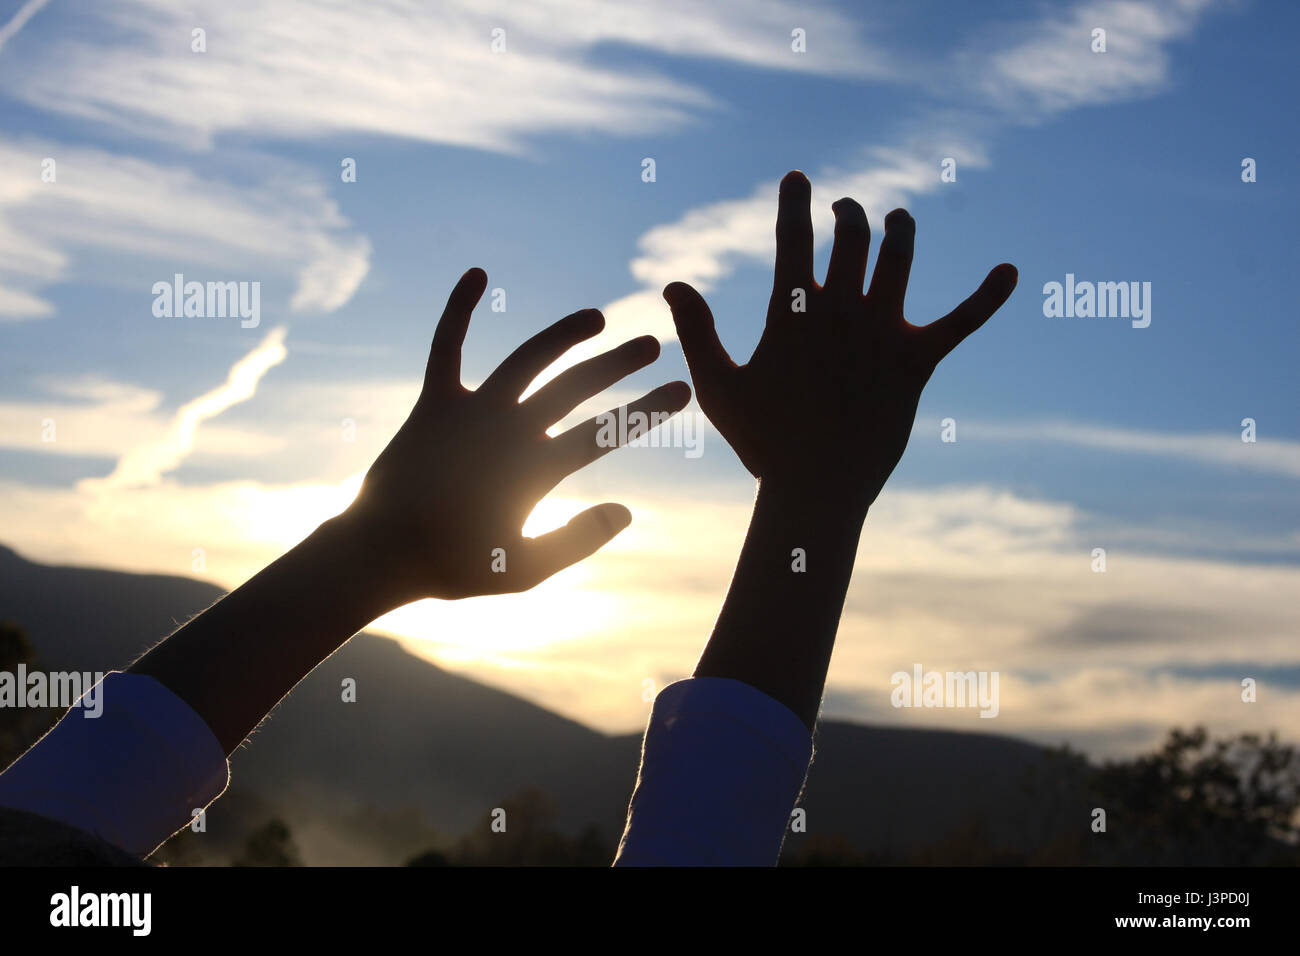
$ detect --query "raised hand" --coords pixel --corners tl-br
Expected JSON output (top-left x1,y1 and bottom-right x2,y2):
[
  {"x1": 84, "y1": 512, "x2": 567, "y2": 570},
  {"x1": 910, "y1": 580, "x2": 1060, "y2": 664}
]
[
  {"x1": 666, "y1": 170, "x2": 1017, "y2": 513},
  {"x1": 133, "y1": 267, "x2": 689, "y2": 753},
  {"x1": 343, "y1": 267, "x2": 691, "y2": 604}
]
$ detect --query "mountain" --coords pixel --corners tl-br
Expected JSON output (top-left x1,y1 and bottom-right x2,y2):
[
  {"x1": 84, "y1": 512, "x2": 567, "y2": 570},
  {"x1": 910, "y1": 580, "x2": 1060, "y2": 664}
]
[{"x1": 0, "y1": 543, "x2": 1069, "y2": 864}]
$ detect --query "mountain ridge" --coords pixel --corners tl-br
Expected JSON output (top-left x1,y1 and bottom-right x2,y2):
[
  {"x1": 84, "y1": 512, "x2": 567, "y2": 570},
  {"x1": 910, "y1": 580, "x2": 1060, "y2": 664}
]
[{"x1": 0, "y1": 542, "x2": 1065, "y2": 864}]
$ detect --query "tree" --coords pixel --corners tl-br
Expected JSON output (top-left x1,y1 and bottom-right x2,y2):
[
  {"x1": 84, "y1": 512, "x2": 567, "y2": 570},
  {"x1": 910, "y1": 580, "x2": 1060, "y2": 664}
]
[{"x1": 232, "y1": 818, "x2": 303, "y2": 867}]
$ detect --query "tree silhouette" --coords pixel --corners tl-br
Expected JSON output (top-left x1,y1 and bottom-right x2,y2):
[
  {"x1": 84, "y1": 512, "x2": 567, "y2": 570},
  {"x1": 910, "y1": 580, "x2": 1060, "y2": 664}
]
[
  {"x1": 407, "y1": 788, "x2": 613, "y2": 866},
  {"x1": 1087, "y1": 726, "x2": 1299, "y2": 865},
  {"x1": 0, "y1": 620, "x2": 60, "y2": 770},
  {"x1": 232, "y1": 818, "x2": 302, "y2": 867},
  {"x1": 781, "y1": 726, "x2": 1300, "y2": 866},
  {"x1": 0, "y1": 621, "x2": 34, "y2": 761}
]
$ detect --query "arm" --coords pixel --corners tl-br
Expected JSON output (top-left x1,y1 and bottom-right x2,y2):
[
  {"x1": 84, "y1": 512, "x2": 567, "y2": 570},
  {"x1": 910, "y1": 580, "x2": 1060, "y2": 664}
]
[
  {"x1": 616, "y1": 170, "x2": 1017, "y2": 865},
  {"x1": 0, "y1": 267, "x2": 689, "y2": 856}
]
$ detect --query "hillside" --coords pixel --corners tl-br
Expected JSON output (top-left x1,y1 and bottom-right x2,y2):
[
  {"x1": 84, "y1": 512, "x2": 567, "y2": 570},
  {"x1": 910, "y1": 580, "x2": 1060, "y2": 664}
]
[{"x1": 0, "y1": 544, "x2": 1069, "y2": 864}]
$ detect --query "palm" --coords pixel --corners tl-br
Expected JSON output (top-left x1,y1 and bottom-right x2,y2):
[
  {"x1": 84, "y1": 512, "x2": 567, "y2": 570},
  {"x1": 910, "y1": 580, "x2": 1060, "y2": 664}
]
[{"x1": 346, "y1": 268, "x2": 690, "y2": 603}]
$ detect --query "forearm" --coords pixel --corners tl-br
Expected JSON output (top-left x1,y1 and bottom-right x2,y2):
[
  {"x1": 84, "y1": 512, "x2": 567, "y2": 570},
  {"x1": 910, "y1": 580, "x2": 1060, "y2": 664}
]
[
  {"x1": 0, "y1": 514, "x2": 395, "y2": 856},
  {"x1": 129, "y1": 513, "x2": 401, "y2": 754},
  {"x1": 694, "y1": 480, "x2": 866, "y2": 731}
]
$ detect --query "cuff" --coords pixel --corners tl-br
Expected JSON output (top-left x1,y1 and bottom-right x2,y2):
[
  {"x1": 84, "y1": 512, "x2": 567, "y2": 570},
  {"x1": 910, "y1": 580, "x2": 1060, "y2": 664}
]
[
  {"x1": 0, "y1": 670, "x2": 230, "y2": 858},
  {"x1": 614, "y1": 676, "x2": 812, "y2": 866}
]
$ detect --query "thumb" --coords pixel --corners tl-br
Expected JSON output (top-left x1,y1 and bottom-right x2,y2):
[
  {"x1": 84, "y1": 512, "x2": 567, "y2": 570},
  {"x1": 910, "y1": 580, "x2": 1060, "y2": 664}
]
[
  {"x1": 519, "y1": 502, "x2": 632, "y2": 588},
  {"x1": 923, "y1": 263, "x2": 1017, "y2": 365},
  {"x1": 664, "y1": 282, "x2": 734, "y2": 392}
]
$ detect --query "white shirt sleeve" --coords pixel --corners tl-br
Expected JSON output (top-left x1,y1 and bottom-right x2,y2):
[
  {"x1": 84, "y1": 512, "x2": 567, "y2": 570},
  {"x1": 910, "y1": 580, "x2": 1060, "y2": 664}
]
[
  {"x1": 0, "y1": 671, "x2": 229, "y2": 858},
  {"x1": 614, "y1": 676, "x2": 813, "y2": 866}
]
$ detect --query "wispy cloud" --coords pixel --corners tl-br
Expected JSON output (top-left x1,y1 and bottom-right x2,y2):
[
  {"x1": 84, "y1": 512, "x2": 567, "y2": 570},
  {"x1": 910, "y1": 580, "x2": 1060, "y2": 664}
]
[
  {"x1": 0, "y1": 377, "x2": 282, "y2": 461},
  {"x1": 84, "y1": 327, "x2": 288, "y2": 490},
  {"x1": 0, "y1": 140, "x2": 371, "y2": 319},
  {"x1": 0, "y1": 0, "x2": 892, "y2": 153},
  {"x1": 964, "y1": 420, "x2": 1300, "y2": 479},
  {"x1": 977, "y1": 0, "x2": 1217, "y2": 115},
  {"x1": 0, "y1": 0, "x2": 51, "y2": 54}
]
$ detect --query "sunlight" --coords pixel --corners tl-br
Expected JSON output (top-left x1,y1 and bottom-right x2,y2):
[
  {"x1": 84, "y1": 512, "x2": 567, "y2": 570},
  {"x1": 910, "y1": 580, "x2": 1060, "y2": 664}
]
[
  {"x1": 371, "y1": 495, "x2": 619, "y2": 666},
  {"x1": 239, "y1": 473, "x2": 366, "y2": 547}
]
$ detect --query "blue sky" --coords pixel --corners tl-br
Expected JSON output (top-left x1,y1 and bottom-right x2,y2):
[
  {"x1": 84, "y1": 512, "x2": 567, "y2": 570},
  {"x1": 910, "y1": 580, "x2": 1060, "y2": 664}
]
[{"x1": 0, "y1": 0, "x2": 1296, "y2": 754}]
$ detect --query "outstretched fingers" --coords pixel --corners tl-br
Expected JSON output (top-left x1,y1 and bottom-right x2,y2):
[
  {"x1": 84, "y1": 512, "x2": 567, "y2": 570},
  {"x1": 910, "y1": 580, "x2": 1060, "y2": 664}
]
[
  {"x1": 522, "y1": 334, "x2": 661, "y2": 426},
  {"x1": 823, "y1": 198, "x2": 870, "y2": 298},
  {"x1": 773, "y1": 170, "x2": 815, "y2": 302},
  {"x1": 479, "y1": 308, "x2": 606, "y2": 402},
  {"x1": 865, "y1": 208, "x2": 915, "y2": 318},
  {"x1": 548, "y1": 380, "x2": 691, "y2": 476}
]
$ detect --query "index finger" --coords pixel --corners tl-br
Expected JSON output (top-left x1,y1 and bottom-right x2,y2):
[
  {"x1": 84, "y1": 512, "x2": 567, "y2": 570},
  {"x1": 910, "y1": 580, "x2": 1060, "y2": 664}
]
[{"x1": 425, "y1": 267, "x2": 488, "y2": 392}]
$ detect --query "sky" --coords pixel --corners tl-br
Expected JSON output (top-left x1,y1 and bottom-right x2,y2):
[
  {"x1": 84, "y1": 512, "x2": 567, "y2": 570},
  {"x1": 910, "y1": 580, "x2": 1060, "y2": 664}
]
[{"x1": 0, "y1": 0, "x2": 1296, "y2": 757}]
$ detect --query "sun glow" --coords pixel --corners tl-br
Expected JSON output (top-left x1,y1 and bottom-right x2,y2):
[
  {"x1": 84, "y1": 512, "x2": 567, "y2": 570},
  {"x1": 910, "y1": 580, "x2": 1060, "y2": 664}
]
[
  {"x1": 370, "y1": 496, "x2": 620, "y2": 666},
  {"x1": 239, "y1": 473, "x2": 367, "y2": 546}
]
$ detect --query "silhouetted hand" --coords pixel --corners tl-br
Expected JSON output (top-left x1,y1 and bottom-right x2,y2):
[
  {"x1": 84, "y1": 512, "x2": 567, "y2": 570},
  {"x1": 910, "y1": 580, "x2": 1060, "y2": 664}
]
[
  {"x1": 666, "y1": 170, "x2": 1016, "y2": 513},
  {"x1": 133, "y1": 266, "x2": 689, "y2": 753},
  {"x1": 344, "y1": 267, "x2": 690, "y2": 603}
]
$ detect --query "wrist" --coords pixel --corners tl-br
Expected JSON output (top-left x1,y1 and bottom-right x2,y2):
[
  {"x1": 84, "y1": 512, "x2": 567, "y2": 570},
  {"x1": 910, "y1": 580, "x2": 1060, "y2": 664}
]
[
  {"x1": 755, "y1": 476, "x2": 872, "y2": 530},
  {"x1": 312, "y1": 511, "x2": 417, "y2": 618}
]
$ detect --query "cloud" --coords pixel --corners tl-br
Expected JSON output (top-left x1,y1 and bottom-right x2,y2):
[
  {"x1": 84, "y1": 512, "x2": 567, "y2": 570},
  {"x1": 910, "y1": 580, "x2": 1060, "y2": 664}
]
[
  {"x1": 964, "y1": 420, "x2": 1300, "y2": 479},
  {"x1": 0, "y1": 140, "x2": 371, "y2": 319},
  {"x1": 1038, "y1": 602, "x2": 1239, "y2": 647},
  {"x1": 0, "y1": 0, "x2": 891, "y2": 153},
  {"x1": 0, "y1": 0, "x2": 51, "y2": 54},
  {"x1": 84, "y1": 327, "x2": 289, "y2": 491},
  {"x1": 0, "y1": 377, "x2": 284, "y2": 463},
  {"x1": 978, "y1": 0, "x2": 1216, "y2": 115},
  {"x1": 0, "y1": 284, "x2": 52, "y2": 319}
]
